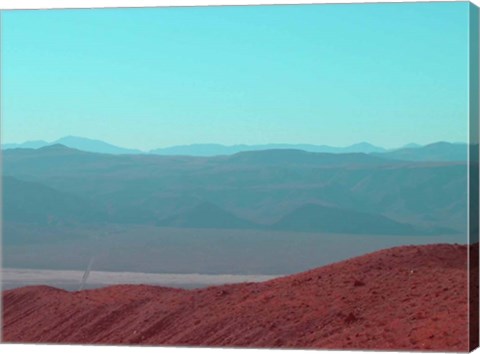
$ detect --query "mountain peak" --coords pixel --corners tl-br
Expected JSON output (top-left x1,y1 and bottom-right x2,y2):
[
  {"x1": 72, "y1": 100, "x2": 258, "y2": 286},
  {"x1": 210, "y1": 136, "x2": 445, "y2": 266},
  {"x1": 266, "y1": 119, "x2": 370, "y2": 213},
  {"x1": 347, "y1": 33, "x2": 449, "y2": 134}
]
[
  {"x1": 400, "y1": 143, "x2": 421, "y2": 149},
  {"x1": 52, "y1": 136, "x2": 143, "y2": 155},
  {"x1": 424, "y1": 141, "x2": 454, "y2": 148},
  {"x1": 38, "y1": 143, "x2": 72, "y2": 151},
  {"x1": 349, "y1": 142, "x2": 374, "y2": 147}
]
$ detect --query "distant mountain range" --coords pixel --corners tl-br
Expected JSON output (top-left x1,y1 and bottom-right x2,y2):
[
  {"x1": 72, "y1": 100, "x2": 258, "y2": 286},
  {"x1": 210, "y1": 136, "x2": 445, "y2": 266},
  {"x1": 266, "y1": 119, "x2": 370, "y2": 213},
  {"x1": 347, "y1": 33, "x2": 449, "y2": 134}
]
[
  {"x1": 1, "y1": 137, "x2": 388, "y2": 155},
  {"x1": 2, "y1": 145, "x2": 466, "y2": 236},
  {"x1": 2, "y1": 136, "x2": 142, "y2": 155},
  {"x1": 0, "y1": 136, "x2": 470, "y2": 161},
  {"x1": 150, "y1": 142, "x2": 388, "y2": 155},
  {"x1": 373, "y1": 141, "x2": 468, "y2": 162}
]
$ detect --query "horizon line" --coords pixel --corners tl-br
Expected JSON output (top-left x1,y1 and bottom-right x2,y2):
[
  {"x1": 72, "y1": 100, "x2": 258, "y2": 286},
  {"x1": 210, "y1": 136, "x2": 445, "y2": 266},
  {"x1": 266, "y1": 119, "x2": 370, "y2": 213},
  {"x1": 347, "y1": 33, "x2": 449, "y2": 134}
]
[{"x1": 0, "y1": 135, "x2": 468, "y2": 152}]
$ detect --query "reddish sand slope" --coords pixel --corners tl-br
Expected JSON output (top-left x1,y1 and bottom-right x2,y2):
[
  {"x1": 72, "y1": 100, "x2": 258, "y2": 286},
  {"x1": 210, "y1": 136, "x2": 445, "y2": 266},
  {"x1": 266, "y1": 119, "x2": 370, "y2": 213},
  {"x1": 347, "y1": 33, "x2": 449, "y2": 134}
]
[{"x1": 2, "y1": 244, "x2": 472, "y2": 351}]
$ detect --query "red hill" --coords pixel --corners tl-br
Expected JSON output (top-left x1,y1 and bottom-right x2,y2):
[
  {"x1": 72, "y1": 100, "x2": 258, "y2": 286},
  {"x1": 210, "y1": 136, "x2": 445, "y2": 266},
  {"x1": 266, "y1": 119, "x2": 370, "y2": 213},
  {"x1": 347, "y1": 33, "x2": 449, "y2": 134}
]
[{"x1": 2, "y1": 243, "x2": 473, "y2": 351}]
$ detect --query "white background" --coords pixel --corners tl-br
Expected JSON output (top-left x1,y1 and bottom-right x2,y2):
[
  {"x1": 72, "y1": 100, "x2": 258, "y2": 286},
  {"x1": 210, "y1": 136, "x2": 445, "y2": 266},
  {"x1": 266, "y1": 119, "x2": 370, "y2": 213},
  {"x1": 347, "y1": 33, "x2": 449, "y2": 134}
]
[
  {"x1": 0, "y1": 0, "x2": 478, "y2": 354},
  {"x1": 0, "y1": 0, "x2": 479, "y2": 9}
]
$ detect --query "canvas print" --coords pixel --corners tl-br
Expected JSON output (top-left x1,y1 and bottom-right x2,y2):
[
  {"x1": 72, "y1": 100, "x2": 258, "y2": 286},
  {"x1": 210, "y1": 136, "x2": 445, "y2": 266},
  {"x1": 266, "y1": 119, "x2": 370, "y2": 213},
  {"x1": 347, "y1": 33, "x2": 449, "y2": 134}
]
[{"x1": 1, "y1": 1, "x2": 479, "y2": 351}]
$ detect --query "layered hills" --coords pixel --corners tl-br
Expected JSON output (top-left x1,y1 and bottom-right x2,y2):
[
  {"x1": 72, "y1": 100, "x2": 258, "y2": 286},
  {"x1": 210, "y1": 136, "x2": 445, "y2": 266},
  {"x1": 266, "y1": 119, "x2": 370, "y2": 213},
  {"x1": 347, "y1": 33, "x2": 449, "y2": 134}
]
[
  {"x1": 2, "y1": 145, "x2": 466, "y2": 235},
  {"x1": 2, "y1": 144, "x2": 468, "y2": 275},
  {"x1": 2, "y1": 136, "x2": 470, "y2": 161},
  {"x1": 375, "y1": 142, "x2": 468, "y2": 162},
  {"x1": 2, "y1": 136, "x2": 142, "y2": 155},
  {"x1": 3, "y1": 176, "x2": 106, "y2": 225}
]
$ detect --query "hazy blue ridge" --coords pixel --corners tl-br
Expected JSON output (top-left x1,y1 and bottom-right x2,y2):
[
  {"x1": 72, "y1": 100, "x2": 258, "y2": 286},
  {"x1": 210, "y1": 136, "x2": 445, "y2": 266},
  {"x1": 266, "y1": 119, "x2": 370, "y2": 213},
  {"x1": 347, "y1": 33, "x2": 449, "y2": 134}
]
[
  {"x1": 2, "y1": 146, "x2": 467, "y2": 235},
  {"x1": 374, "y1": 142, "x2": 468, "y2": 162},
  {"x1": 1, "y1": 136, "x2": 142, "y2": 155},
  {"x1": 2, "y1": 136, "x2": 468, "y2": 162},
  {"x1": 149, "y1": 142, "x2": 387, "y2": 156}
]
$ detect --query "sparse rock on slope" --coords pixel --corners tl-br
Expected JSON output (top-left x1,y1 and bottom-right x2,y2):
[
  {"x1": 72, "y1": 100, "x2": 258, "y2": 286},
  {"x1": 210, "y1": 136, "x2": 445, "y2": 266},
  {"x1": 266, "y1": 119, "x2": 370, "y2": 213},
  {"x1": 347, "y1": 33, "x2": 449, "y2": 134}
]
[{"x1": 2, "y1": 244, "x2": 473, "y2": 351}]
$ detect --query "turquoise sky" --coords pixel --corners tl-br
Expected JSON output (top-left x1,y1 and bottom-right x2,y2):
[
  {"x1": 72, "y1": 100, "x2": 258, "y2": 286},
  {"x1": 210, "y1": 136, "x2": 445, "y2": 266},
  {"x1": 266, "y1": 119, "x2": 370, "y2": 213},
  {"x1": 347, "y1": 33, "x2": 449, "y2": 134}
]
[{"x1": 1, "y1": 2, "x2": 471, "y2": 150}]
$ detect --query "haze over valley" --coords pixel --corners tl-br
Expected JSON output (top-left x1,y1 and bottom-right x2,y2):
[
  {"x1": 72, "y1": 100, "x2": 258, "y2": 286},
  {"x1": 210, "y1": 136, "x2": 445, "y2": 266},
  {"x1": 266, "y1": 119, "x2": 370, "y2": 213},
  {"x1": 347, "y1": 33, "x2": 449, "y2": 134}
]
[{"x1": 2, "y1": 139, "x2": 468, "y2": 289}]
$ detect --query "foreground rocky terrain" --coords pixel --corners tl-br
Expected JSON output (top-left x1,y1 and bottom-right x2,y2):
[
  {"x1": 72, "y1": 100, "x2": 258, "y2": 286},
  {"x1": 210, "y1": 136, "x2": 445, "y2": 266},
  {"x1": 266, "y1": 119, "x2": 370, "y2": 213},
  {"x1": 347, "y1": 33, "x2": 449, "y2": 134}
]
[{"x1": 2, "y1": 243, "x2": 474, "y2": 351}]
